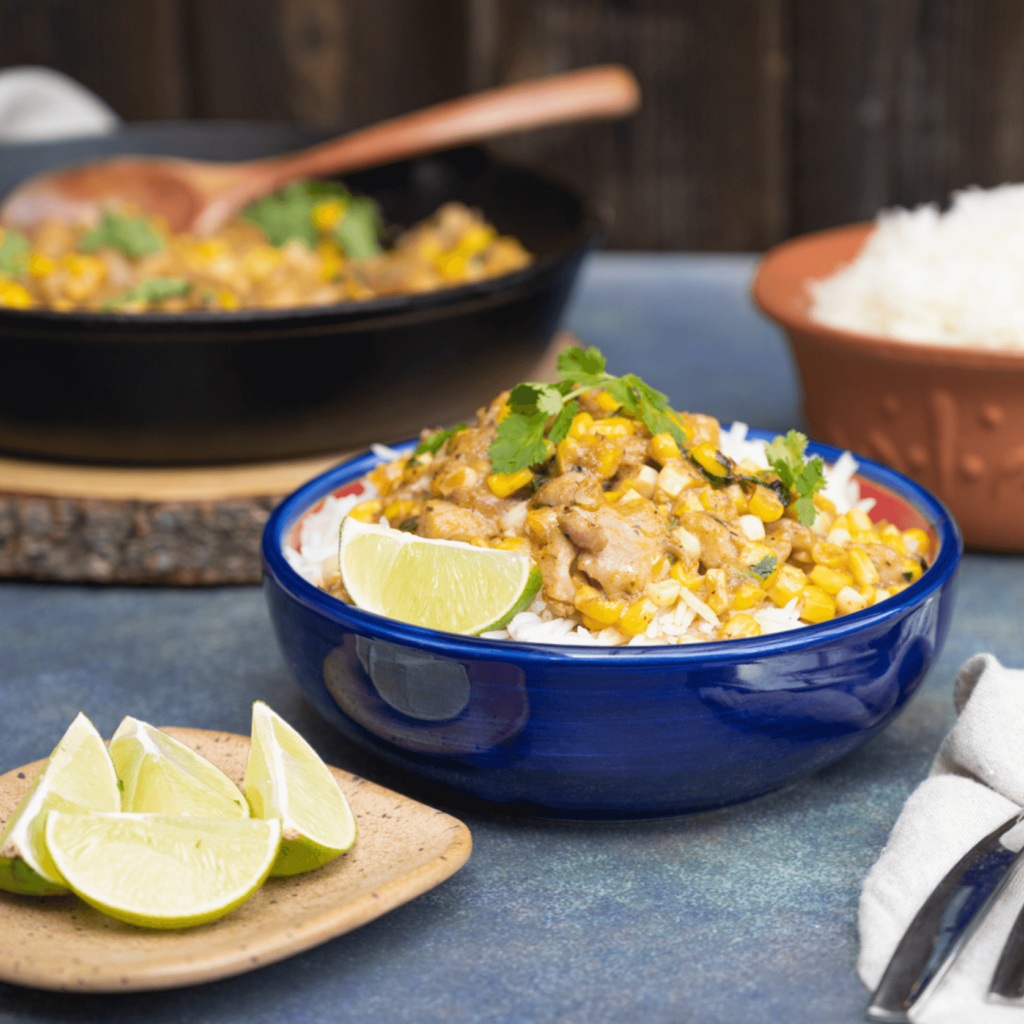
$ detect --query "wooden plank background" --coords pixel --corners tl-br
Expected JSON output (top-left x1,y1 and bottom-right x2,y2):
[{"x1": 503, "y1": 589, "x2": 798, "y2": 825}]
[{"x1": 2, "y1": 0, "x2": 1023, "y2": 250}]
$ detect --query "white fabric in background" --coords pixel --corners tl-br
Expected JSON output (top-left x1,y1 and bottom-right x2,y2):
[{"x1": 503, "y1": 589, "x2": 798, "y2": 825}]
[
  {"x1": 0, "y1": 66, "x2": 119, "y2": 143},
  {"x1": 860, "y1": 654, "x2": 1024, "y2": 1021}
]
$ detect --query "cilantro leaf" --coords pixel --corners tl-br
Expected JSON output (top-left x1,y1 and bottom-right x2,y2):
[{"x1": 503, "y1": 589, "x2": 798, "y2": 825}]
[
  {"x1": 547, "y1": 400, "x2": 579, "y2": 445},
  {"x1": 490, "y1": 410, "x2": 549, "y2": 473},
  {"x1": 765, "y1": 430, "x2": 825, "y2": 526},
  {"x1": 557, "y1": 345, "x2": 606, "y2": 387},
  {"x1": 748, "y1": 554, "x2": 778, "y2": 581},
  {"x1": 104, "y1": 277, "x2": 190, "y2": 309},
  {"x1": 0, "y1": 229, "x2": 30, "y2": 277},
  {"x1": 333, "y1": 196, "x2": 383, "y2": 261},
  {"x1": 486, "y1": 345, "x2": 688, "y2": 473},
  {"x1": 81, "y1": 211, "x2": 163, "y2": 260},
  {"x1": 415, "y1": 424, "x2": 468, "y2": 456}
]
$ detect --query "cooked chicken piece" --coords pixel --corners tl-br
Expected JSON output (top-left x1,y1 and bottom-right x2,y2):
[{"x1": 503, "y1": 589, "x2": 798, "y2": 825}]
[
  {"x1": 533, "y1": 471, "x2": 603, "y2": 509},
  {"x1": 679, "y1": 412, "x2": 720, "y2": 447},
  {"x1": 559, "y1": 504, "x2": 667, "y2": 601},
  {"x1": 764, "y1": 518, "x2": 815, "y2": 564},
  {"x1": 679, "y1": 511, "x2": 743, "y2": 569},
  {"x1": 418, "y1": 500, "x2": 500, "y2": 544},
  {"x1": 865, "y1": 543, "x2": 905, "y2": 586},
  {"x1": 536, "y1": 530, "x2": 577, "y2": 614}
]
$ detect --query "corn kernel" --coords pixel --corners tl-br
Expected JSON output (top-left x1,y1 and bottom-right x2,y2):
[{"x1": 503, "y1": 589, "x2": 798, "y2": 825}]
[
  {"x1": 767, "y1": 564, "x2": 807, "y2": 607},
  {"x1": 669, "y1": 563, "x2": 704, "y2": 590},
  {"x1": 383, "y1": 500, "x2": 417, "y2": 523},
  {"x1": 900, "y1": 557, "x2": 923, "y2": 583},
  {"x1": 646, "y1": 579, "x2": 681, "y2": 607},
  {"x1": 651, "y1": 555, "x2": 672, "y2": 580},
  {"x1": 799, "y1": 584, "x2": 836, "y2": 624},
  {"x1": 650, "y1": 432, "x2": 681, "y2": 463},
  {"x1": 835, "y1": 586, "x2": 868, "y2": 616},
  {"x1": 878, "y1": 524, "x2": 909, "y2": 556},
  {"x1": 811, "y1": 541, "x2": 848, "y2": 569},
  {"x1": 525, "y1": 509, "x2": 554, "y2": 542},
  {"x1": 813, "y1": 494, "x2": 837, "y2": 515},
  {"x1": 574, "y1": 583, "x2": 626, "y2": 625},
  {"x1": 487, "y1": 468, "x2": 534, "y2": 498},
  {"x1": 620, "y1": 598, "x2": 657, "y2": 636},
  {"x1": 218, "y1": 289, "x2": 240, "y2": 310},
  {"x1": 568, "y1": 412, "x2": 595, "y2": 439},
  {"x1": 808, "y1": 564, "x2": 854, "y2": 595},
  {"x1": 720, "y1": 613, "x2": 762, "y2": 639},
  {"x1": 749, "y1": 486, "x2": 784, "y2": 523},
  {"x1": 733, "y1": 580, "x2": 766, "y2": 610},
  {"x1": 436, "y1": 465, "x2": 478, "y2": 496},
  {"x1": 730, "y1": 487, "x2": 750, "y2": 514},
  {"x1": 690, "y1": 441, "x2": 731, "y2": 477},
  {"x1": 848, "y1": 547, "x2": 880, "y2": 586},
  {"x1": 849, "y1": 508, "x2": 874, "y2": 532},
  {"x1": 29, "y1": 253, "x2": 55, "y2": 278},
  {"x1": 0, "y1": 282, "x2": 33, "y2": 308},
  {"x1": 591, "y1": 416, "x2": 635, "y2": 439},
  {"x1": 496, "y1": 537, "x2": 529, "y2": 553},
  {"x1": 581, "y1": 613, "x2": 608, "y2": 632},
  {"x1": 903, "y1": 528, "x2": 931, "y2": 556},
  {"x1": 496, "y1": 402, "x2": 512, "y2": 424},
  {"x1": 348, "y1": 500, "x2": 383, "y2": 524},
  {"x1": 603, "y1": 490, "x2": 621, "y2": 503},
  {"x1": 826, "y1": 527, "x2": 852, "y2": 546},
  {"x1": 594, "y1": 390, "x2": 621, "y2": 413}
]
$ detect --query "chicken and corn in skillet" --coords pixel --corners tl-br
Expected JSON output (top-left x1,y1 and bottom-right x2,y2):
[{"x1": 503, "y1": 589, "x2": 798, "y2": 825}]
[
  {"x1": 0, "y1": 180, "x2": 530, "y2": 313},
  {"x1": 309, "y1": 347, "x2": 933, "y2": 645}
]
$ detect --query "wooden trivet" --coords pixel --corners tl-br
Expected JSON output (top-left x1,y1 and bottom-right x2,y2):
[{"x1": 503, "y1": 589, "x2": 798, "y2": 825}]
[{"x1": 0, "y1": 333, "x2": 572, "y2": 585}]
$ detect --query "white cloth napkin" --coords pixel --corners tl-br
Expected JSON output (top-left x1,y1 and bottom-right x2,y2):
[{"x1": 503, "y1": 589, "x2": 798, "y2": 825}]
[
  {"x1": 0, "y1": 66, "x2": 118, "y2": 143},
  {"x1": 860, "y1": 653, "x2": 1024, "y2": 1021}
]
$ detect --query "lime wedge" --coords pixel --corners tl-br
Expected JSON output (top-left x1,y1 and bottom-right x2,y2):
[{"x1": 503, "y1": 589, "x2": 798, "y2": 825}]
[
  {"x1": 244, "y1": 702, "x2": 356, "y2": 876},
  {"x1": 46, "y1": 812, "x2": 280, "y2": 929},
  {"x1": 0, "y1": 713, "x2": 119, "y2": 896},
  {"x1": 339, "y1": 518, "x2": 541, "y2": 634},
  {"x1": 108, "y1": 717, "x2": 248, "y2": 819}
]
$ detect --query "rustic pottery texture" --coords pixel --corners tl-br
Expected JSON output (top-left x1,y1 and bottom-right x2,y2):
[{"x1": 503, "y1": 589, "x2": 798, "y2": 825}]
[
  {"x1": 0, "y1": 727, "x2": 471, "y2": 992},
  {"x1": 753, "y1": 223, "x2": 1024, "y2": 551}
]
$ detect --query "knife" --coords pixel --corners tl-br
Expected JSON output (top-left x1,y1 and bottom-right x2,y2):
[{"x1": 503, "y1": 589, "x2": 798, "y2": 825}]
[{"x1": 867, "y1": 811, "x2": 1024, "y2": 1023}]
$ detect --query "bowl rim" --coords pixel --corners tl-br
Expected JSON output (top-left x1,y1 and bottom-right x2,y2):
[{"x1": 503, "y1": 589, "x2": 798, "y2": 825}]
[
  {"x1": 261, "y1": 428, "x2": 962, "y2": 664},
  {"x1": 752, "y1": 222, "x2": 1024, "y2": 370}
]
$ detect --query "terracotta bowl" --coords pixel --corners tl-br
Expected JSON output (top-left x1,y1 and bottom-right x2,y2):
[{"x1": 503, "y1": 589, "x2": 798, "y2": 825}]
[{"x1": 754, "y1": 222, "x2": 1024, "y2": 551}]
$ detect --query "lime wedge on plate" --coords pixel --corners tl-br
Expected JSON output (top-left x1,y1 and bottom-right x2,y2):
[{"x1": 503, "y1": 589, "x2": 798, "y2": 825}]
[
  {"x1": 244, "y1": 702, "x2": 356, "y2": 876},
  {"x1": 0, "y1": 712, "x2": 120, "y2": 896},
  {"x1": 108, "y1": 717, "x2": 248, "y2": 819},
  {"x1": 339, "y1": 518, "x2": 541, "y2": 634},
  {"x1": 46, "y1": 812, "x2": 280, "y2": 929}
]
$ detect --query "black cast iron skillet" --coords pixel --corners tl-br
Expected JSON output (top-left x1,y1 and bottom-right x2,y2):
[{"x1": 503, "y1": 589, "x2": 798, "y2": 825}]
[{"x1": 0, "y1": 123, "x2": 597, "y2": 464}]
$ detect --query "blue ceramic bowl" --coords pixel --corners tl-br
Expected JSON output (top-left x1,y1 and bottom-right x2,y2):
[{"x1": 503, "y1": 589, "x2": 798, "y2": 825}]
[{"x1": 262, "y1": 432, "x2": 961, "y2": 820}]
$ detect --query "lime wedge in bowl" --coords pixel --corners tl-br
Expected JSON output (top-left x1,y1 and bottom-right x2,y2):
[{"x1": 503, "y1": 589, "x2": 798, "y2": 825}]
[
  {"x1": 0, "y1": 712, "x2": 120, "y2": 896},
  {"x1": 244, "y1": 702, "x2": 356, "y2": 876},
  {"x1": 339, "y1": 518, "x2": 541, "y2": 635},
  {"x1": 46, "y1": 812, "x2": 280, "y2": 929},
  {"x1": 108, "y1": 717, "x2": 248, "y2": 819}
]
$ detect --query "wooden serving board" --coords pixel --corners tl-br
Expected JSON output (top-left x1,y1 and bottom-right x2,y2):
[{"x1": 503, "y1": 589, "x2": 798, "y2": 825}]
[
  {"x1": 0, "y1": 333, "x2": 572, "y2": 585},
  {"x1": 0, "y1": 727, "x2": 471, "y2": 993}
]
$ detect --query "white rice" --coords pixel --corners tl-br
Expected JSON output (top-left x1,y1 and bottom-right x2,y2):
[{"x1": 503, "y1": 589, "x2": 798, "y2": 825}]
[
  {"x1": 284, "y1": 427, "x2": 872, "y2": 646},
  {"x1": 809, "y1": 184, "x2": 1024, "y2": 349}
]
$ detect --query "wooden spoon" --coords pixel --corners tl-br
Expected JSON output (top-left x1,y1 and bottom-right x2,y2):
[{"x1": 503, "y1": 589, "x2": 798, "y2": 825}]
[{"x1": 0, "y1": 65, "x2": 639, "y2": 236}]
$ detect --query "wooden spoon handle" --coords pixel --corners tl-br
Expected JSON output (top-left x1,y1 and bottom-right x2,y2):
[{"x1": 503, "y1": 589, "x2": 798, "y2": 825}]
[{"x1": 197, "y1": 66, "x2": 639, "y2": 232}]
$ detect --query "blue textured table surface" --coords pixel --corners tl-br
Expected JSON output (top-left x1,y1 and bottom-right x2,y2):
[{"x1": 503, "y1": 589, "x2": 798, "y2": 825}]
[{"x1": 1, "y1": 254, "x2": 1019, "y2": 1024}]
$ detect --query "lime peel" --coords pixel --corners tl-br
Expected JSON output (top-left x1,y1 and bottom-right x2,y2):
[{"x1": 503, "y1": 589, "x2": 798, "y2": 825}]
[
  {"x1": 340, "y1": 518, "x2": 538, "y2": 635},
  {"x1": 46, "y1": 812, "x2": 280, "y2": 929},
  {"x1": 244, "y1": 702, "x2": 356, "y2": 876},
  {"x1": 0, "y1": 712, "x2": 119, "y2": 896}
]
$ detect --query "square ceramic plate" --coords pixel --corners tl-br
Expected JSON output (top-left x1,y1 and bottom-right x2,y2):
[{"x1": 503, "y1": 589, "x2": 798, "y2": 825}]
[{"x1": 0, "y1": 726, "x2": 472, "y2": 992}]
